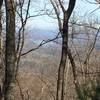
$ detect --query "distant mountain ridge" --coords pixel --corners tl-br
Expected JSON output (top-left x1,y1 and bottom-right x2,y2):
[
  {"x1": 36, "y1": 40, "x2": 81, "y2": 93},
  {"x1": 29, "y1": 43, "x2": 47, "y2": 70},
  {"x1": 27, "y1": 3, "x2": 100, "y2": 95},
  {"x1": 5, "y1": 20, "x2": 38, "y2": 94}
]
[{"x1": 25, "y1": 27, "x2": 59, "y2": 43}]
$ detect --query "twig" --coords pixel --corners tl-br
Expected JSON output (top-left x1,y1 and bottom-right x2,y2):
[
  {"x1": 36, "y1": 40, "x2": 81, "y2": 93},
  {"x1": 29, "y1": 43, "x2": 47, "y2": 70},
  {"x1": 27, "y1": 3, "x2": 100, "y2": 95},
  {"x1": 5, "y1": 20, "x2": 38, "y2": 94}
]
[
  {"x1": 84, "y1": 27, "x2": 100, "y2": 64},
  {"x1": 16, "y1": 79, "x2": 24, "y2": 100},
  {"x1": 21, "y1": 32, "x2": 60, "y2": 56}
]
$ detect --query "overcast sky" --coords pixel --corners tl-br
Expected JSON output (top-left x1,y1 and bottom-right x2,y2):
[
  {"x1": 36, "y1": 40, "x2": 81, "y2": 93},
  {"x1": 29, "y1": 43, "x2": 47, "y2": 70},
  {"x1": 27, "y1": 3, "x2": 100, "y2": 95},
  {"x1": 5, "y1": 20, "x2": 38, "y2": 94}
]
[{"x1": 25, "y1": 0, "x2": 100, "y2": 30}]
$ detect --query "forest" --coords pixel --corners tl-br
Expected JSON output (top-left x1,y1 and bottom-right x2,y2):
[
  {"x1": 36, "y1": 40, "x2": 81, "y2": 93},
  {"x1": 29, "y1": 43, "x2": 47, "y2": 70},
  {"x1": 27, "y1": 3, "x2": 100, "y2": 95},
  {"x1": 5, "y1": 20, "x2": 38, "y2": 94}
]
[{"x1": 0, "y1": 0, "x2": 100, "y2": 100}]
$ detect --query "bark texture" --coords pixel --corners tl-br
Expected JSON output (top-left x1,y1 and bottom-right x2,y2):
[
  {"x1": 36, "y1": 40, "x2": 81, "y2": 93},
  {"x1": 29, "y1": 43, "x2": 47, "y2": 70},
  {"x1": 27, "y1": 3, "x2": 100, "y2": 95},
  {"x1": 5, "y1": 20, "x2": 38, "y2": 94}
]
[
  {"x1": 0, "y1": 0, "x2": 3, "y2": 64},
  {"x1": 56, "y1": 0, "x2": 76, "y2": 100},
  {"x1": 4, "y1": 0, "x2": 16, "y2": 100},
  {"x1": 0, "y1": 0, "x2": 3, "y2": 99}
]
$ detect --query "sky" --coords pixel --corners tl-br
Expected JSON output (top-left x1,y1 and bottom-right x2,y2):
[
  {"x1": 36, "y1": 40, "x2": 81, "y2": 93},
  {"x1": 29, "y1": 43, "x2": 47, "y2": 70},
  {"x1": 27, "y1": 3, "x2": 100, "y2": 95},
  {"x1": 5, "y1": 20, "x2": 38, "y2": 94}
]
[
  {"x1": 21, "y1": 0, "x2": 100, "y2": 46},
  {"x1": 25, "y1": 0, "x2": 100, "y2": 30}
]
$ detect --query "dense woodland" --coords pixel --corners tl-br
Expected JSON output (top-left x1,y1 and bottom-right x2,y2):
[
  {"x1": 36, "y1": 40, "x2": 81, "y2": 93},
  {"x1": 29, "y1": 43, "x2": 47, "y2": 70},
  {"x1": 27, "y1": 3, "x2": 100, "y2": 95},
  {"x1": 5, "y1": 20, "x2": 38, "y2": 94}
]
[{"x1": 0, "y1": 0, "x2": 100, "y2": 100}]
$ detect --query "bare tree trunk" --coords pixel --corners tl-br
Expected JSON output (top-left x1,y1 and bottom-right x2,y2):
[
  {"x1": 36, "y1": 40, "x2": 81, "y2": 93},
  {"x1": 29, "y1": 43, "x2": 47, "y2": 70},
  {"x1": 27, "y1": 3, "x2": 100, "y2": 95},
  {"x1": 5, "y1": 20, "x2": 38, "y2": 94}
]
[
  {"x1": 0, "y1": 0, "x2": 3, "y2": 68},
  {"x1": 56, "y1": 37, "x2": 68, "y2": 100},
  {"x1": 3, "y1": 0, "x2": 16, "y2": 100},
  {"x1": 56, "y1": 14, "x2": 68, "y2": 100},
  {"x1": 55, "y1": 0, "x2": 76, "y2": 100},
  {"x1": 0, "y1": 0, "x2": 3, "y2": 99}
]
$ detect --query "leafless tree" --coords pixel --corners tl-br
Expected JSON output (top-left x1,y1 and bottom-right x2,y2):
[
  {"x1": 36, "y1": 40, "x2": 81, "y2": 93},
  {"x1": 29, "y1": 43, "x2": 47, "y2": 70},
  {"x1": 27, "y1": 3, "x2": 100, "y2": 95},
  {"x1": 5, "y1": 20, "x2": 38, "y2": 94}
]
[
  {"x1": 0, "y1": 0, "x2": 3, "y2": 69},
  {"x1": 15, "y1": 0, "x2": 31, "y2": 77},
  {"x1": 0, "y1": 0, "x2": 3, "y2": 99},
  {"x1": 49, "y1": 0, "x2": 76, "y2": 100},
  {"x1": 3, "y1": 0, "x2": 16, "y2": 100}
]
